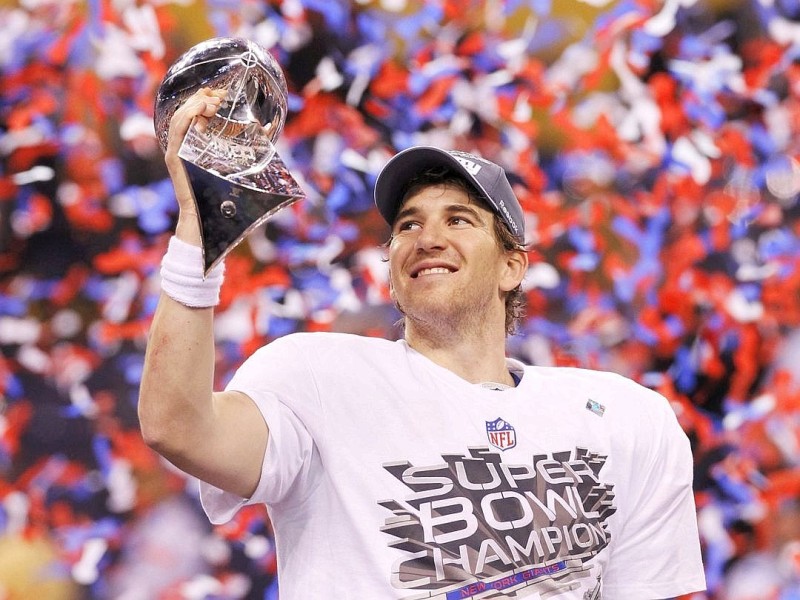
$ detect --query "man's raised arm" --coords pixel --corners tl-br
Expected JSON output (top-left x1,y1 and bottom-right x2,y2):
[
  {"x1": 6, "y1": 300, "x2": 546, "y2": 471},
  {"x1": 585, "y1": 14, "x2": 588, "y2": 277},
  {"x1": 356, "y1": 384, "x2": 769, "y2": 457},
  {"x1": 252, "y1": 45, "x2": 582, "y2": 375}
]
[{"x1": 138, "y1": 88, "x2": 267, "y2": 499}]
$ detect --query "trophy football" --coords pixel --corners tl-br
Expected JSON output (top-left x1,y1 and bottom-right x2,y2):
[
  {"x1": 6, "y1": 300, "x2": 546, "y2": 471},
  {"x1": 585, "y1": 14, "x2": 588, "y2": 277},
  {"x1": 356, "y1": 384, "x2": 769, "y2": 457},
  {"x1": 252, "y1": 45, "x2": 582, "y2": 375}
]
[{"x1": 154, "y1": 37, "x2": 305, "y2": 274}]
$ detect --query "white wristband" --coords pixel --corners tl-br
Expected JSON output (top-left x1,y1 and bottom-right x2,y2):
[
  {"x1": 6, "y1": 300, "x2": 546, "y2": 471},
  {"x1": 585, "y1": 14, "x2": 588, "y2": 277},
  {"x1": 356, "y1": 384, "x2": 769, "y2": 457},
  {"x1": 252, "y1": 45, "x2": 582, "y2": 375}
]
[{"x1": 160, "y1": 236, "x2": 224, "y2": 307}]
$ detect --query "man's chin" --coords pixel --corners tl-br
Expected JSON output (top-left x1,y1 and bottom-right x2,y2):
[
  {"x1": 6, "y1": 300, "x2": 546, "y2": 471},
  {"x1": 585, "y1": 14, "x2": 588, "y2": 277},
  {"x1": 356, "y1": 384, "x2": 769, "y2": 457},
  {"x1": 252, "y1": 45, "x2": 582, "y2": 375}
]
[{"x1": 400, "y1": 298, "x2": 469, "y2": 326}]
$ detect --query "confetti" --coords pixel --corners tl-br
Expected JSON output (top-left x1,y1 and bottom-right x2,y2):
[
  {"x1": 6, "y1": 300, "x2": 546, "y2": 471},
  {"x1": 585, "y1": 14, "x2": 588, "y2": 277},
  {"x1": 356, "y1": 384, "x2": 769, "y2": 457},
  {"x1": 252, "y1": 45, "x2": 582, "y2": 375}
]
[{"x1": 4, "y1": 0, "x2": 800, "y2": 597}]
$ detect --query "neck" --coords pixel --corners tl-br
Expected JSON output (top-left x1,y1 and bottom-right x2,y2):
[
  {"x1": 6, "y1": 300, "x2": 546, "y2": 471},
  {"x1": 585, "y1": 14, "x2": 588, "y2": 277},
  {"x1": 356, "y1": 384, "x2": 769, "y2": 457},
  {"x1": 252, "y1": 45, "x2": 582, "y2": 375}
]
[{"x1": 404, "y1": 315, "x2": 513, "y2": 386}]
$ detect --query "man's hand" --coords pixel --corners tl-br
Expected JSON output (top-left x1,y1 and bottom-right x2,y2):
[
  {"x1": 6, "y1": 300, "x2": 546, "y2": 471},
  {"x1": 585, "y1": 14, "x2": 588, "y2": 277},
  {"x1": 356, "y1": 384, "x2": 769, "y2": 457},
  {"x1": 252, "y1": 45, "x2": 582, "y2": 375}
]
[{"x1": 165, "y1": 87, "x2": 227, "y2": 244}]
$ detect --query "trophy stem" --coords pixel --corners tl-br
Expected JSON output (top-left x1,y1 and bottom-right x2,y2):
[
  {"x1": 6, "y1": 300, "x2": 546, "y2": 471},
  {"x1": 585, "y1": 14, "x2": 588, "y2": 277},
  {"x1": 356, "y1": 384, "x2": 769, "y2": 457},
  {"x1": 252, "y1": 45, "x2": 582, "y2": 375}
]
[{"x1": 181, "y1": 157, "x2": 304, "y2": 275}]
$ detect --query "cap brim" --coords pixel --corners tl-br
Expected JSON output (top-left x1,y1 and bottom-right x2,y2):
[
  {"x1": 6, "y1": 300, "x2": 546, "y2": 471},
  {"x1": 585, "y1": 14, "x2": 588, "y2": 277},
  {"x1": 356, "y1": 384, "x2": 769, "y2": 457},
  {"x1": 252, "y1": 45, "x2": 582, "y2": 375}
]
[{"x1": 374, "y1": 146, "x2": 493, "y2": 226}]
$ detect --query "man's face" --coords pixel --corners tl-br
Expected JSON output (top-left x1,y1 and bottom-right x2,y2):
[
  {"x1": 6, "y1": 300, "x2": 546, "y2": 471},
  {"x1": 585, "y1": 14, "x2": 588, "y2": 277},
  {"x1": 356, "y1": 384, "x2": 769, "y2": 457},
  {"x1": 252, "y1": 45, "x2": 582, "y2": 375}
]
[{"x1": 388, "y1": 183, "x2": 523, "y2": 331}]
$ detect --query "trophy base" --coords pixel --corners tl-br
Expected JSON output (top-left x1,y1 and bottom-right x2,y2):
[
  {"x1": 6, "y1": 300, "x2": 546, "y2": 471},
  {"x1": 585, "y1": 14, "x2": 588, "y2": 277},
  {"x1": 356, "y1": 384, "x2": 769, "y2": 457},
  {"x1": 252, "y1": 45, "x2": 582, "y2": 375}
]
[{"x1": 181, "y1": 154, "x2": 305, "y2": 275}]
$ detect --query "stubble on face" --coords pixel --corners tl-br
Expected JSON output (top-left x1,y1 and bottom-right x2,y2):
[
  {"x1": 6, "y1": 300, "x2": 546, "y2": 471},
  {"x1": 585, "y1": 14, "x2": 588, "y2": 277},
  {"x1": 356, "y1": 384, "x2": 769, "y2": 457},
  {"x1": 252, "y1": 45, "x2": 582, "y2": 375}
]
[{"x1": 393, "y1": 283, "x2": 499, "y2": 344}]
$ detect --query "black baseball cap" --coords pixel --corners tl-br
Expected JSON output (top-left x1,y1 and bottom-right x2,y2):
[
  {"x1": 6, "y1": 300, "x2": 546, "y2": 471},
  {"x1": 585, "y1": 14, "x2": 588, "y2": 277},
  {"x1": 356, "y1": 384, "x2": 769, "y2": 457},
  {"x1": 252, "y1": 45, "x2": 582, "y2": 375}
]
[{"x1": 374, "y1": 146, "x2": 525, "y2": 243}]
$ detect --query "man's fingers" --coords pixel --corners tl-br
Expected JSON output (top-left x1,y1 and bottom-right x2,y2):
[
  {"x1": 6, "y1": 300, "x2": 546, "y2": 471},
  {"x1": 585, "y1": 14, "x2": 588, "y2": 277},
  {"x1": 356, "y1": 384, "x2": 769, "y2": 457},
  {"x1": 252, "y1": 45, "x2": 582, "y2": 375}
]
[
  {"x1": 196, "y1": 95, "x2": 223, "y2": 117},
  {"x1": 180, "y1": 95, "x2": 221, "y2": 125},
  {"x1": 194, "y1": 115, "x2": 209, "y2": 134},
  {"x1": 166, "y1": 89, "x2": 225, "y2": 153}
]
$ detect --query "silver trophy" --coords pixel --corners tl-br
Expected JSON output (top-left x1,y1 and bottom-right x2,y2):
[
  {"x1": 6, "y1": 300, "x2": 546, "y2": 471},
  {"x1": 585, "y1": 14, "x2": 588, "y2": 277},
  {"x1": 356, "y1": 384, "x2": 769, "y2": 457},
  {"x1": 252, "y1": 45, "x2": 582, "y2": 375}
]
[{"x1": 154, "y1": 37, "x2": 305, "y2": 274}]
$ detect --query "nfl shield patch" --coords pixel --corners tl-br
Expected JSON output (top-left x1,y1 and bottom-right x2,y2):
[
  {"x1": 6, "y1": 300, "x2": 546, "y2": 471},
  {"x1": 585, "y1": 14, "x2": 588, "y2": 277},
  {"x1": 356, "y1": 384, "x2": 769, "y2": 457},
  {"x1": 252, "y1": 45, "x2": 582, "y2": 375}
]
[
  {"x1": 586, "y1": 398, "x2": 606, "y2": 417},
  {"x1": 486, "y1": 418, "x2": 516, "y2": 451}
]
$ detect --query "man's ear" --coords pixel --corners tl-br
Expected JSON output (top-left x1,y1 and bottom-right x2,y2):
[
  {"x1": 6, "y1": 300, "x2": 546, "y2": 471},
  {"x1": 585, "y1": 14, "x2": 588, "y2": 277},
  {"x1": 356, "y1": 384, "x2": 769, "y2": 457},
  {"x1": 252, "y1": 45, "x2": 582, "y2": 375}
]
[{"x1": 500, "y1": 248, "x2": 528, "y2": 292}]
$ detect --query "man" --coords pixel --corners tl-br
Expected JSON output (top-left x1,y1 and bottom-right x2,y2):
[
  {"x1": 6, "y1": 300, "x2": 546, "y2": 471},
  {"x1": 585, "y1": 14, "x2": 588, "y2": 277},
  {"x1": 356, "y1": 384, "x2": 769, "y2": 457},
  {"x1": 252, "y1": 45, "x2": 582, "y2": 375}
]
[{"x1": 139, "y1": 88, "x2": 706, "y2": 599}]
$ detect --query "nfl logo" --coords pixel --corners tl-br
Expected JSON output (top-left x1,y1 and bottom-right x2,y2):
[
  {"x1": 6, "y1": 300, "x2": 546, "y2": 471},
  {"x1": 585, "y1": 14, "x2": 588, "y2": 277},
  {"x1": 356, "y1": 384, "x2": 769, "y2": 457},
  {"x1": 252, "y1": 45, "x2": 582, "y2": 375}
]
[{"x1": 486, "y1": 418, "x2": 516, "y2": 451}]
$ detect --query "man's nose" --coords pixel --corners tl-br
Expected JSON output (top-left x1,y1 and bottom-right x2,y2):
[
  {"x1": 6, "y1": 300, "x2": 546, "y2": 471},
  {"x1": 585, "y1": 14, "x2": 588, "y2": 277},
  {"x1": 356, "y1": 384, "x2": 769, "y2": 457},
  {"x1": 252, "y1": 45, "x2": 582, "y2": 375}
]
[{"x1": 414, "y1": 221, "x2": 448, "y2": 251}]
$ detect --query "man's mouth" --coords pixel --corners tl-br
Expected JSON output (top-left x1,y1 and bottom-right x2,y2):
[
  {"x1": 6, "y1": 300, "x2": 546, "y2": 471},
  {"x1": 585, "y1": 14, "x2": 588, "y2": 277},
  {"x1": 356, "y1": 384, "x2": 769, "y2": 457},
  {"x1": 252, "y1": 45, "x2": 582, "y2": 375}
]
[{"x1": 412, "y1": 266, "x2": 456, "y2": 278}]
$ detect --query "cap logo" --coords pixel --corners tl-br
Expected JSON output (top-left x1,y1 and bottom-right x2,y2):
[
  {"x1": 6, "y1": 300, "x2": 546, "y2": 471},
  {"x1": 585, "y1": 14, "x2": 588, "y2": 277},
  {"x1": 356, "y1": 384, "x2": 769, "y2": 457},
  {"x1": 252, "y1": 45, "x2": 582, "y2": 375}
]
[{"x1": 452, "y1": 155, "x2": 482, "y2": 176}]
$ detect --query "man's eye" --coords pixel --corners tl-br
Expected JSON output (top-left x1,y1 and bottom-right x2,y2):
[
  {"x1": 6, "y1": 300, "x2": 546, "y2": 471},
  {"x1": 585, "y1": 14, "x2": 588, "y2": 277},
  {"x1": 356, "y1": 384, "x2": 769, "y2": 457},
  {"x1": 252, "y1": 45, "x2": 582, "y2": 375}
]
[
  {"x1": 396, "y1": 221, "x2": 419, "y2": 231},
  {"x1": 450, "y1": 216, "x2": 472, "y2": 226}
]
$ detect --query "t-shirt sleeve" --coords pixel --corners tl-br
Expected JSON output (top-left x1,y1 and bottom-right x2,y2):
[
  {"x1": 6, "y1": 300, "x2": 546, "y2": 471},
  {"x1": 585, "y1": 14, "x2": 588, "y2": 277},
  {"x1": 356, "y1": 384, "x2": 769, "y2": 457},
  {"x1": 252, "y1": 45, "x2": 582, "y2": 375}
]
[
  {"x1": 603, "y1": 389, "x2": 706, "y2": 598},
  {"x1": 198, "y1": 337, "x2": 322, "y2": 524}
]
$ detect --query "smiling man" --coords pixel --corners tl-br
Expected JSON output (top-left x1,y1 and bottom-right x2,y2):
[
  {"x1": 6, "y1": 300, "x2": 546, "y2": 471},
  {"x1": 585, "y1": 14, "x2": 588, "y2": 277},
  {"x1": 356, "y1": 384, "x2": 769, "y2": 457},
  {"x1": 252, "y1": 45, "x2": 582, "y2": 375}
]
[
  {"x1": 139, "y1": 90, "x2": 706, "y2": 600},
  {"x1": 377, "y1": 148, "x2": 529, "y2": 389}
]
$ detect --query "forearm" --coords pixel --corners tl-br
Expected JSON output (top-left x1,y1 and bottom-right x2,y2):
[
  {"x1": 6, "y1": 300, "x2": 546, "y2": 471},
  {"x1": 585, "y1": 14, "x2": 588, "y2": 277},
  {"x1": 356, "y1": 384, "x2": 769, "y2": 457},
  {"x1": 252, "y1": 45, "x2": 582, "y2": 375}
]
[
  {"x1": 139, "y1": 210, "x2": 215, "y2": 443},
  {"x1": 138, "y1": 227, "x2": 267, "y2": 497},
  {"x1": 138, "y1": 290, "x2": 216, "y2": 457},
  {"x1": 139, "y1": 259, "x2": 267, "y2": 498}
]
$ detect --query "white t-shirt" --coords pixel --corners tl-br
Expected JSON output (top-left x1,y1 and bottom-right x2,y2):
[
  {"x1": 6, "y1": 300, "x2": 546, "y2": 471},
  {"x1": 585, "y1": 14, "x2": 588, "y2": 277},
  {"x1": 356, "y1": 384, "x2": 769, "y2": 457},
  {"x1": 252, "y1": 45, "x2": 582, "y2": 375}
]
[{"x1": 200, "y1": 332, "x2": 706, "y2": 599}]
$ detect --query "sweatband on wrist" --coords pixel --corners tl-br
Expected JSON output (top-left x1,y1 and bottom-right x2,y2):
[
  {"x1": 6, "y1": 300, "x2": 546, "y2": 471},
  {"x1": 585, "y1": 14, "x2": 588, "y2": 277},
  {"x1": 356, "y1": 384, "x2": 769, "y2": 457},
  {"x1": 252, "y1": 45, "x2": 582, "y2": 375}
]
[{"x1": 160, "y1": 236, "x2": 225, "y2": 307}]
